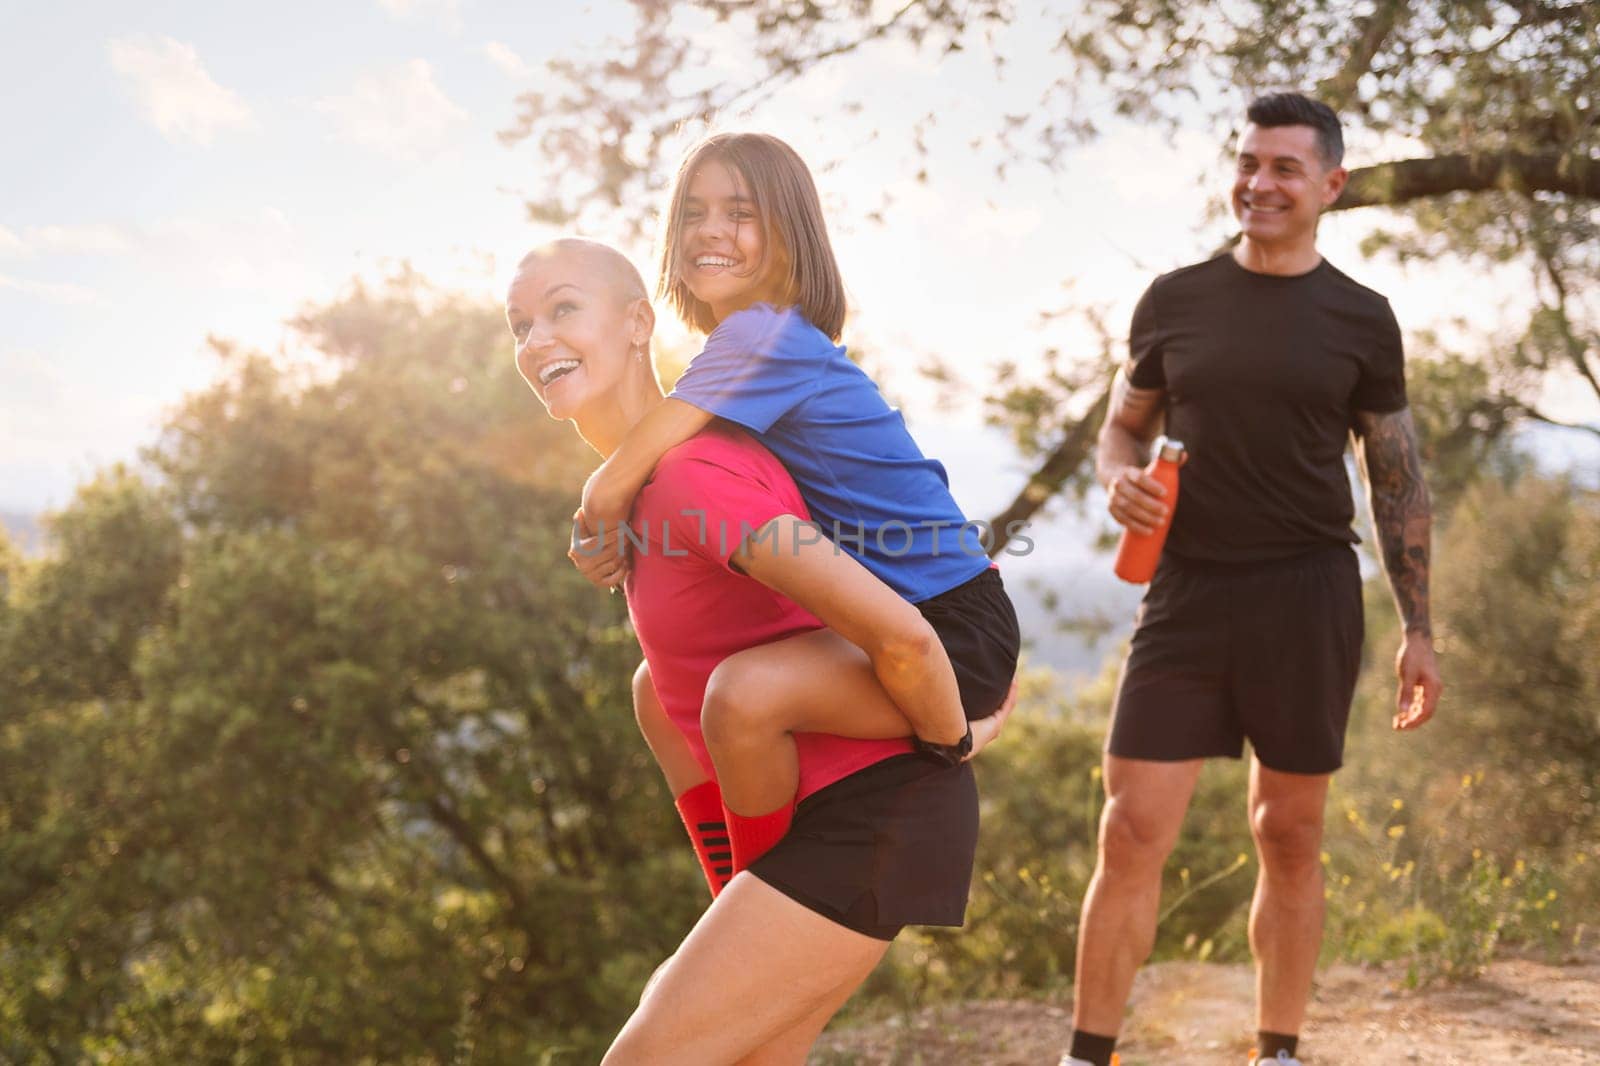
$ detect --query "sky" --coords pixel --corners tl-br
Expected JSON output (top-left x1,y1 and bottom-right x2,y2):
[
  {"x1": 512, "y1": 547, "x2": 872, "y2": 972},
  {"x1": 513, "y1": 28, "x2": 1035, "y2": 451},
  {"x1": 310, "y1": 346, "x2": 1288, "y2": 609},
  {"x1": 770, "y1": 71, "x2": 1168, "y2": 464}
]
[{"x1": 3, "y1": 0, "x2": 1597, "y2": 529}]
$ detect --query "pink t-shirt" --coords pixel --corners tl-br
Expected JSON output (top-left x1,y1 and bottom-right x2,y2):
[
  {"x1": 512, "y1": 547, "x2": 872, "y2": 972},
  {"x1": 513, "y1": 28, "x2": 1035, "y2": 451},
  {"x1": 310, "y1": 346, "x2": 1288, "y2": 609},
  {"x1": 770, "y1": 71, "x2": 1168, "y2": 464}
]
[{"x1": 624, "y1": 424, "x2": 913, "y2": 800}]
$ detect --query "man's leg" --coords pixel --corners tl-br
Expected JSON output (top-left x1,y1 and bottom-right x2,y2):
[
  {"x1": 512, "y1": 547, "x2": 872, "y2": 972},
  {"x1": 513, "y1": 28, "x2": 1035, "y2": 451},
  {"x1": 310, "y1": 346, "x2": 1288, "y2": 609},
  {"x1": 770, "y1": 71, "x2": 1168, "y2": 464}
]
[
  {"x1": 1247, "y1": 756, "x2": 1331, "y2": 1044},
  {"x1": 1072, "y1": 754, "x2": 1205, "y2": 1041},
  {"x1": 1072, "y1": 556, "x2": 1235, "y2": 1064}
]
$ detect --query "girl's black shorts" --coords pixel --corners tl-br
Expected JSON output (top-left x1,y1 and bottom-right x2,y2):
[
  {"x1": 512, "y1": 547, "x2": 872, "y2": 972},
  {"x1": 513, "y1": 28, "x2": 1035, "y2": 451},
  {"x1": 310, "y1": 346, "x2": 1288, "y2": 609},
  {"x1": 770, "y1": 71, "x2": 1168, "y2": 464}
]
[
  {"x1": 748, "y1": 754, "x2": 979, "y2": 941},
  {"x1": 916, "y1": 566, "x2": 1021, "y2": 721}
]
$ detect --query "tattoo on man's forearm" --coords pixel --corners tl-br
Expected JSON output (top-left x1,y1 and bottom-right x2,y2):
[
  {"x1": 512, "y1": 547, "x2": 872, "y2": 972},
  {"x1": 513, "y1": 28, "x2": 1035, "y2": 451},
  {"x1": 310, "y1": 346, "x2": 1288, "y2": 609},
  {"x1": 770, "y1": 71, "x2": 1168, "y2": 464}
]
[{"x1": 1357, "y1": 409, "x2": 1433, "y2": 636}]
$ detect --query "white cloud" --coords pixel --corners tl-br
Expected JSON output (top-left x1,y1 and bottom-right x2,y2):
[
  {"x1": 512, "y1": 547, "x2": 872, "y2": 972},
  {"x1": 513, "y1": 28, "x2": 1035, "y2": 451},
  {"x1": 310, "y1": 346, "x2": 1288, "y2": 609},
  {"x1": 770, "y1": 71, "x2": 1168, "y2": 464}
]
[
  {"x1": 483, "y1": 41, "x2": 530, "y2": 79},
  {"x1": 314, "y1": 60, "x2": 468, "y2": 159},
  {"x1": 132, "y1": 207, "x2": 306, "y2": 293},
  {"x1": 22, "y1": 224, "x2": 134, "y2": 255},
  {"x1": 377, "y1": 0, "x2": 463, "y2": 31},
  {"x1": 0, "y1": 274, "x2": 97, "y2": 304},
  {"x1": 106, "y1": 35, "x2": 254, "y2": 145},
  {"x1": 146, "y1": 206, "x2": 293, "y2": 246},
  {"x1": 0, "y1": 223, "x2": 134, "y2": 258}
]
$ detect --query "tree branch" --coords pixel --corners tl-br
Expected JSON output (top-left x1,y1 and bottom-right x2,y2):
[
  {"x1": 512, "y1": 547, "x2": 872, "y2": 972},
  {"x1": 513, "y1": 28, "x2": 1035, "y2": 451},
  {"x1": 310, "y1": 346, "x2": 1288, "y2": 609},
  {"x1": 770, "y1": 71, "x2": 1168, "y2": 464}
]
[
  {"x1": 364, "y1": 708, "x2": 542, "y2": 945},
  {"x1": 1333, "y1": 152, "x2": 1600, "y2": 211},
  {"x1": 1318, "y1": 0, "x2": 1411, "y2": 110},
  {"x1": 1534, "y1": 247, "x2": 1600, "y2": 408},
  {"x1": 1505, "y1": 1, "x2": 1596, "y2": 27},
  {"x1": 1520, "y1": 407, "x2": 1600, "y2": 440},
  {"x1": 986, "y1": 380, "x2": 1112, "y2": 556},
  {"x1": 712, "y1": 0, "x2": 931, "y2": 117}
]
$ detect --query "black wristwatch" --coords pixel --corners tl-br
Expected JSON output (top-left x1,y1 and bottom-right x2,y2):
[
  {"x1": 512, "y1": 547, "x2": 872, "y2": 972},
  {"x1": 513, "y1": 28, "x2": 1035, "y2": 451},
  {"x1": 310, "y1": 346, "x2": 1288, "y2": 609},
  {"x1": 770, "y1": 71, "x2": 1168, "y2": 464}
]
[{"x1": 913, "y1": 722, "x2": 973, "y2": 767}]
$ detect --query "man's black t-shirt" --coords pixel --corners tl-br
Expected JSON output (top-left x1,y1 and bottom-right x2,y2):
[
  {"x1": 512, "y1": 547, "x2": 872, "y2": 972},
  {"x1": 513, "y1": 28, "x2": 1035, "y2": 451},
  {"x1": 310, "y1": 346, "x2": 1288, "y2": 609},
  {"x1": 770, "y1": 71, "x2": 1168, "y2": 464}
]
[{"x1": 1127, "y1": 253, "x2": 1407, "y2": 565}]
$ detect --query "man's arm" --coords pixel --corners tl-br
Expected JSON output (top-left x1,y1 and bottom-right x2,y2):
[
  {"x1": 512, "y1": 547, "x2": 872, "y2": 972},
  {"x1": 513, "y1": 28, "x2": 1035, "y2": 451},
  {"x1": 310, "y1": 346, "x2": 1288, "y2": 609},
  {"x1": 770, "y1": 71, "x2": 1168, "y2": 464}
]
[
  {"x1": 1097, "y1": 367, "x2": 1171, "y2": 534},
  {"x1": 572, "y1": 398, "x2": 714, "y2": 588},
  {"x1": 1353, "y1": 406, "x2": 1443, "y2": 729}
]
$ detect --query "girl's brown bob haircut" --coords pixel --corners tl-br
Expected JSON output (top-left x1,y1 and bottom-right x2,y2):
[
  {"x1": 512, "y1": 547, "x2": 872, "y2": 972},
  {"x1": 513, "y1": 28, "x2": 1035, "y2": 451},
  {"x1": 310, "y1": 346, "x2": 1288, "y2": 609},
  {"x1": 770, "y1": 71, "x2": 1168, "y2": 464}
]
[{"x1": 656, "y1": 132, "x2": 847, "y2": 341}]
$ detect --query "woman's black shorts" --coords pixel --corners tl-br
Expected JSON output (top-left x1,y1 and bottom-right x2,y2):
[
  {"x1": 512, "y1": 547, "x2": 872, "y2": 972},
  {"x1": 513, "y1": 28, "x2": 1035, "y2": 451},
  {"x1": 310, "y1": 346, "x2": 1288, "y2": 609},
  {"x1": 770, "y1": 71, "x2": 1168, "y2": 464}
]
[
  {"x1": 1108, "y1": 544, "x2": 1364, "y2": 775},
  {"x1": 748, "y1": 754, "x2": 979, "y2": 940},
  {"x1": 916, "y1": 566, "x2": 1021, "y2": 721}
]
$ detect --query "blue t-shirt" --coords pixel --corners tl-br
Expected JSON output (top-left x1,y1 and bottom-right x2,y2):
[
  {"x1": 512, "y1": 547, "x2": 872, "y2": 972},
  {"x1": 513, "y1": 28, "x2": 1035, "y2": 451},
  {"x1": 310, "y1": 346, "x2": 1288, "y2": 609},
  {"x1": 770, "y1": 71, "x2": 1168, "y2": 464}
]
[{"x1": 668, "y1": 303, "x2": 988, "y2": 603}]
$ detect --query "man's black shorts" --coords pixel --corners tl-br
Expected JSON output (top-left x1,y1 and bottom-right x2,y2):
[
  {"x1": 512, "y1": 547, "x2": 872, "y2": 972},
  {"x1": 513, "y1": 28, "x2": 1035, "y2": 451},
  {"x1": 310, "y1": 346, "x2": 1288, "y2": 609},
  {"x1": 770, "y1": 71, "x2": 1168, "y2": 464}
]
[
  {"x1": 1108, "y1": 544, "x2": 1364, "y2": 775},
  {"x1": 916, "y1": 566, "x2": 1021, "y2": 721}
]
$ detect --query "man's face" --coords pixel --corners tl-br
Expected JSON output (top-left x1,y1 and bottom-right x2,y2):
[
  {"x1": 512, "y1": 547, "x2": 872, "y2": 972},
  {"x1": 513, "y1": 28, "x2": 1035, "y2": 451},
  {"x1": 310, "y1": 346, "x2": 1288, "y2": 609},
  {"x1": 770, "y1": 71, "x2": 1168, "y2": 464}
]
[{"x1": 1231, "y1": 123, "x2": 1347, "y2": 247}]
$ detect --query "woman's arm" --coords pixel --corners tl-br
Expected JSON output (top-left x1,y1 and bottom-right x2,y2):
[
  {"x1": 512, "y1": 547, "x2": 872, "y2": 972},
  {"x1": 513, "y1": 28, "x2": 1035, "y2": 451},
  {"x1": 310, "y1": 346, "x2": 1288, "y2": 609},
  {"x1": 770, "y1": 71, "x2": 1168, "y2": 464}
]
[
  {"x1": 574, "y1": 399, "x2": 715, "y2": 589},
  {"x1": 732, "y1": 515, "x2": 968, "y2": 747}
]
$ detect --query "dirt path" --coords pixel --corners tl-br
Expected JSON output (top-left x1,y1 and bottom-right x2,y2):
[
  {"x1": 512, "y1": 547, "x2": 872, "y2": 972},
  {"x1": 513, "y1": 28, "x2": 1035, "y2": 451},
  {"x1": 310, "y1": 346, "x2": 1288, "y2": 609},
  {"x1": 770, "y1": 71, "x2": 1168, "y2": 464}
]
[{"x1": 810, "y1": 955, "x2": 1600, "y2": 1064}]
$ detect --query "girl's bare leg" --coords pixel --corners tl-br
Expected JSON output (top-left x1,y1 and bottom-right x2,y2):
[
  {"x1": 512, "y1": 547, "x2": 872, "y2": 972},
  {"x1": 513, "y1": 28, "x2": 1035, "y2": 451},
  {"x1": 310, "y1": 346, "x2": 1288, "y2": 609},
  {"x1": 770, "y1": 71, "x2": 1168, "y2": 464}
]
[{"x1": 700, "y1": 629, "x2": 916, "y2": 815}]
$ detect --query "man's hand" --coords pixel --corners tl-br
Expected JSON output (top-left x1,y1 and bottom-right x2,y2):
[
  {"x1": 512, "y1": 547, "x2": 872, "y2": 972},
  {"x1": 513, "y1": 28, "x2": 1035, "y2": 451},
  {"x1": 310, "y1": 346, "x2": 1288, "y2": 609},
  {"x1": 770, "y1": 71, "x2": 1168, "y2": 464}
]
[
  {"x1": 568, "y1": 508, "x2": 629, "y2": 590},
  {"x1": 966, "y1": 680, "x2": 1019, "y2": 761},
  {"x1": 1106, "y1": 464, "x2": 1171, "y2": 536},
  {"x1": 1393, "y1": 631, "x2": 1441, "y2": 731}
]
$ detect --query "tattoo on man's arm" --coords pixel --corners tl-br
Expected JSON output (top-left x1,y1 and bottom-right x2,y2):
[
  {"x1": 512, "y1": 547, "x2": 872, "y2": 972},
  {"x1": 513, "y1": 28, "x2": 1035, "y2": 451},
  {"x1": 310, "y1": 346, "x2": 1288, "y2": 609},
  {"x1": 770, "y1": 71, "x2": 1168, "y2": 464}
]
[
  {"x1": 1355, "y1": 408, "x2": 1433, "y2": 637},
  {"x1": 1115, "y1": 368, "x2": 1166, "y2": 435},
  {"x1": 1096, "y1": 369, "x2": 1166, "y2": 488}
]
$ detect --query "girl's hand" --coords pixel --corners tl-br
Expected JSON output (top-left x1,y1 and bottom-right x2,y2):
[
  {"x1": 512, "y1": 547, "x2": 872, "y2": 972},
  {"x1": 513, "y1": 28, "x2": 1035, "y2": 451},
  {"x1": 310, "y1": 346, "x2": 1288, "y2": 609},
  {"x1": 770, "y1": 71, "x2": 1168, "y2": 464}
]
[
  {"x1": 569, "y1": 508, "x2": 630, "y2": 590},
  {"x1": 965, "y1": 680, "x2": 1019, "y2": 761}
]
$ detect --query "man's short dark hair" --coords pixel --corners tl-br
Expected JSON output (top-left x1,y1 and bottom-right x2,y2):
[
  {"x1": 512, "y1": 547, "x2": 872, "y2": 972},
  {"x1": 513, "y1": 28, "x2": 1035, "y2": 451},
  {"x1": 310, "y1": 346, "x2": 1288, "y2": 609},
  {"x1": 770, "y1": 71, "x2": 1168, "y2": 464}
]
[{"x1": 1246, "y1": 93, "x2": 1344, "y2": 169}]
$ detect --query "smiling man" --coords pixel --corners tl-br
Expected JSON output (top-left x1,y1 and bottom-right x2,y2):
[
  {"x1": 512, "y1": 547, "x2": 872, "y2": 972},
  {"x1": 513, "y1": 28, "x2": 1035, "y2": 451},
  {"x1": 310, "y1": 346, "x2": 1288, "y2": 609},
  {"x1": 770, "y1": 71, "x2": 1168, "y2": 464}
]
[{"x1": 1060, "y1": 93, "x2": 1443, "y2": 1066}]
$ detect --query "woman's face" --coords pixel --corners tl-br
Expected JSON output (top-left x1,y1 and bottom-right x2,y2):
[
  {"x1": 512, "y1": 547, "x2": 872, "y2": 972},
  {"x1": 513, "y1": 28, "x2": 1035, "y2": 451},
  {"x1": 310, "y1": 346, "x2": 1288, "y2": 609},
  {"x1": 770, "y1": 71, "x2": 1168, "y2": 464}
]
[
  {"x1": 677, "y1": 160, "x2": 788, "y2": 323},
  {"x1": 506, "y1": 250, "x2": 641, "y2": 423}
]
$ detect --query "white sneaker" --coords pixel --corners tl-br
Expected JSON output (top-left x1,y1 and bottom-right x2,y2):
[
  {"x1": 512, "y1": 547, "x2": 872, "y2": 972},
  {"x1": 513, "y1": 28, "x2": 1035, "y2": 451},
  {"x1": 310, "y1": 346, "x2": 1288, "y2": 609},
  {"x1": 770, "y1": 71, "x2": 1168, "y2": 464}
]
[
  {"x1": 1058, "y1": 1057, "x2": 1118, "y2": 1066},
  {"x1": 1252, "y1": 1052, "x2": 1303, "y2": 1065}
]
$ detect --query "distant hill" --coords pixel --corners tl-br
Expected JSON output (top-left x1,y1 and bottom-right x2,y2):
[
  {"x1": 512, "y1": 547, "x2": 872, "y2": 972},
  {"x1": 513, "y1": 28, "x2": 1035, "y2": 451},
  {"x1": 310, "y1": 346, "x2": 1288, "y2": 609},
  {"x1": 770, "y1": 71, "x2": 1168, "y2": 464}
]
[
  {"x1": 1005, "y1": 549, "x2": 1141, "y2": 682},
  {"x1": 0, "y1": 510, "x2": 44, "y2": 556}
]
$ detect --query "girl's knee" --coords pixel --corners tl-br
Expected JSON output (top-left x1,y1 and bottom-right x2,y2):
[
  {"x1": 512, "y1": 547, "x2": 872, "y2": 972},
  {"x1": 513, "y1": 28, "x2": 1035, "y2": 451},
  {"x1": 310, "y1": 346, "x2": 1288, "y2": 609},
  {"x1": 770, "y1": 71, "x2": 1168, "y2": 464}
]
[{"x1": 701, "y1": 657, "x2": 784, "y2": 745}]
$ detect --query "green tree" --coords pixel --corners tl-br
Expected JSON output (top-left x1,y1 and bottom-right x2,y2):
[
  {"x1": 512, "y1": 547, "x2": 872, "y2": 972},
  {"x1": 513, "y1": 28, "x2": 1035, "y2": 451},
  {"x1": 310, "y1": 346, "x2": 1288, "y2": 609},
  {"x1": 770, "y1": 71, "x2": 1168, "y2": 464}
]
[{"x1": 0, "y1": 277, "x2": 700, "y2": 1062}]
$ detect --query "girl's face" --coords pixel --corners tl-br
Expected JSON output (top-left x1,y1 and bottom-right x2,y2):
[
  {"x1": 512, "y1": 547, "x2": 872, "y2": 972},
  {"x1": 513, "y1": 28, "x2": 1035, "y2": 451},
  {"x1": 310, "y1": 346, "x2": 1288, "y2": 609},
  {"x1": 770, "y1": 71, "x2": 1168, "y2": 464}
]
[
  {"x1": 677, "y1": 160, "x2": 789, "y2": 323},
  {"x1": 505, "y1": 249, "x2": 642, "y2": 423}
]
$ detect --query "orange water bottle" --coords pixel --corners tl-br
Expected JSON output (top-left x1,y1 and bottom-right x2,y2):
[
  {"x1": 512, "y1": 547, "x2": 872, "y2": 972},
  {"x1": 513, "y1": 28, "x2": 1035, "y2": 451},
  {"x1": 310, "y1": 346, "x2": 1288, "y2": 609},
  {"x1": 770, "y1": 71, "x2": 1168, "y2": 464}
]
[{"x1": 1113, "y1": 438, "x2": 1185, "y2": 584}]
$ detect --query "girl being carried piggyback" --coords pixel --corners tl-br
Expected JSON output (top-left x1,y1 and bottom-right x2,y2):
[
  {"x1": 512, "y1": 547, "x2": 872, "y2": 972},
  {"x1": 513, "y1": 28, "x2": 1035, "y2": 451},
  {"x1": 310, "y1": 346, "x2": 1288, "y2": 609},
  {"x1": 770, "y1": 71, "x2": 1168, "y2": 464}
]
[{"x1": 575, "y1": 132, "x2": 1022, "y2": 878}]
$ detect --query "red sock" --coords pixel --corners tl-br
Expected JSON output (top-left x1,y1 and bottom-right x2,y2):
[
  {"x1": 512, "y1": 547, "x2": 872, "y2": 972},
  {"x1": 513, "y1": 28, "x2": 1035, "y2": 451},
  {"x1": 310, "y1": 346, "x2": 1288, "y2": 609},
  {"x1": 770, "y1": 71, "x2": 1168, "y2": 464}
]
[
  {"x1": 724, "y1": 800, "x2": 794, "y2": 872},
  {"x1": 674, "y1": 781, "x2": 733, "y2": 898}
]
